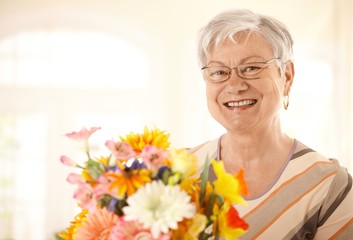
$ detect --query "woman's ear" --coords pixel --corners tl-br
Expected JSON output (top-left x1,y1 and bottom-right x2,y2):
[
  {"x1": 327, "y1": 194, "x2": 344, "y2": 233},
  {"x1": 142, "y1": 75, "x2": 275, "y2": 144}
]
[{"x1": 283, "y1": 60, "x2": 294, "y2": 96}]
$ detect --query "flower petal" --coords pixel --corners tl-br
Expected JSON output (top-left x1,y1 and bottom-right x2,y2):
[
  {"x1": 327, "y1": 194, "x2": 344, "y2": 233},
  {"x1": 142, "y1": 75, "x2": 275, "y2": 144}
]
[
  {"x1": 60, "y1": 155, "x2": 77, "y2": 167},
  {"x1": 67, "y1": 173, "x2": 82, "y2": 184}
]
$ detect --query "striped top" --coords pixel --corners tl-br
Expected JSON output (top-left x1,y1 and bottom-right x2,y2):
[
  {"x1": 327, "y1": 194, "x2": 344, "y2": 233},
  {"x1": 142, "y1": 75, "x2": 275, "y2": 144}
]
[{"x1": 190, "y1": 138, "x2": 353, "y2": 240}]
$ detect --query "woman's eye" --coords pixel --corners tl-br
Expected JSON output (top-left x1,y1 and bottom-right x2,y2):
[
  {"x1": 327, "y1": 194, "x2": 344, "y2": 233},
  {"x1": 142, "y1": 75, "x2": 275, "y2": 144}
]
[
  {"x1": 242, "y1": 66, "x2": 261, "y2": 73},
  {"x1": 211, "y1": 70, "x2": 228, "y2": 76}
]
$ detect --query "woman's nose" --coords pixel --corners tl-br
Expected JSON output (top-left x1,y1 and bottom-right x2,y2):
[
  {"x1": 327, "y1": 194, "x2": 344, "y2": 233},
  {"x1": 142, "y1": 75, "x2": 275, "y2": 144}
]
[{"x1": 226, "y1": 71, "x2": 249, "y2": 93}]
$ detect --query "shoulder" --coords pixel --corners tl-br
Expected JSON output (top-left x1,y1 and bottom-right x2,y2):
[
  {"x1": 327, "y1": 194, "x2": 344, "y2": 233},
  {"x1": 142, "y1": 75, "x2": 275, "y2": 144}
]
[
  {"x1": 290, "y1": 140, "x2": 353, "y2": 232},
  {"x1": 241, "y1": 140, "x2": 353, "y2": 239},
  {"x1": 289, "y1": 140, "x2": 349, "y2": 176},
  {"x1": 288, "y1": 140, "x2": 351, "y2": 192}
]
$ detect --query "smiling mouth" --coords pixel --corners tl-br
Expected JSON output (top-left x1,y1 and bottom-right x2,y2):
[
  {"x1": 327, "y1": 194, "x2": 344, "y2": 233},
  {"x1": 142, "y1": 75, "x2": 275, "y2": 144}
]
[{"x1": 224, "y1": 100, "x2": 257, "y2": 107}]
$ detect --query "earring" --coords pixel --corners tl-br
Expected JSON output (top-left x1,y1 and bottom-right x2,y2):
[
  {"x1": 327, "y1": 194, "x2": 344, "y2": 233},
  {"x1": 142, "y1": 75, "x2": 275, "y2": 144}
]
[{"x1": 283, "y1": 95, "x2": 290, "y2": 110}]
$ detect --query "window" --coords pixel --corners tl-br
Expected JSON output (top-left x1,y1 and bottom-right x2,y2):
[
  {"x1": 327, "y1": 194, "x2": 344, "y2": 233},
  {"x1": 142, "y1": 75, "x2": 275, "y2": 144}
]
[
  {"x1": 0, "y1": 27, "x2": 155, "y2": 239},
  {"x1": 0, "y1": 29, "x2": 149, "y2": 88},
  {"x1": 0, "y1": 113, "x2": 47, "y2": 239}
]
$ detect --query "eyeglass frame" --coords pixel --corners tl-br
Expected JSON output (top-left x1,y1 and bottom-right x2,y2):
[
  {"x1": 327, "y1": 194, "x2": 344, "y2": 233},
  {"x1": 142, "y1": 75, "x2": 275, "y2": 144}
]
[{"x1": 201, "y1": 58, "x2": 281, "y2": 83}]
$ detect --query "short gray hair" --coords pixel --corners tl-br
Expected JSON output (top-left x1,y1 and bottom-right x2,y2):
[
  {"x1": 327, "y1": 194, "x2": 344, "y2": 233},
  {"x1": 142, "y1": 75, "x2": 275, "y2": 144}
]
[{"x1": 197, "y1": 9, "x2": 294, "y2": 69}]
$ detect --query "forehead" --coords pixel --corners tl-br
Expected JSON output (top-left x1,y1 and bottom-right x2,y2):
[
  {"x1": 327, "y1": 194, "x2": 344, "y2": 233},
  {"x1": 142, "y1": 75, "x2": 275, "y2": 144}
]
[{"x1": 207, "y1": 32, "x2": 274, "y2": 60}]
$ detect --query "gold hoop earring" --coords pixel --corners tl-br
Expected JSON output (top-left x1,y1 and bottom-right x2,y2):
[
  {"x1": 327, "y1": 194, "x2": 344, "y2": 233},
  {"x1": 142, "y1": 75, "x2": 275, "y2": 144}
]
[{"x1": 283, "y1": 95, "x2": 290, "y2": 110}]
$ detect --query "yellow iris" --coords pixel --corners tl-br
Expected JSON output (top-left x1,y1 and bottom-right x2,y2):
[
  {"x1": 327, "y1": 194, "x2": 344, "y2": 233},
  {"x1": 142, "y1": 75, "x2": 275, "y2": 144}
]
[
  {"x1": 168, "y1": 148, "x2": 198, "y2": 178},
  {"x1": 211, "y1": 160, "x2": 247, "y2": 205},
  {"x1": 120, "y1": 127, "x2": 170, "y2": 153},
  {"x1": 216, "y1": 202, "x2": 248, "y2": 240},
  {"x1": 59, "y1": 209, "x2": 88, "y2": 240},
  {"x1": 106, "y1": 168, "x2": 152, "y2": 198}
]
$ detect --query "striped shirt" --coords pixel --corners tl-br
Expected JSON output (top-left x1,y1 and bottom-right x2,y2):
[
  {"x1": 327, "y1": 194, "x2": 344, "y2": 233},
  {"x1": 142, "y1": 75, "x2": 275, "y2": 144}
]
[{"x1": 190, "y1": 138, "x2": 353, "y2": 240}]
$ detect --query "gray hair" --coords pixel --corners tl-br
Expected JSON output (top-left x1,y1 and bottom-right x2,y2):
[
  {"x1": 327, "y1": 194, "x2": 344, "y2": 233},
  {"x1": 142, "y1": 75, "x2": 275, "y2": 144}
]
[{"x1": 197, "y1": 9, "x2": 294, "y2": 71}]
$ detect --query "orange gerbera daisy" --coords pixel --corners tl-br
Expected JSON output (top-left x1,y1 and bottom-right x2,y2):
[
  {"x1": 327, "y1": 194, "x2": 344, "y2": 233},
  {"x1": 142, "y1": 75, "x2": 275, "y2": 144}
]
[
  {"x1": 120, "y1": 127, "x2": 170, "y2": 153},
  {"x1": 106, "y1": 168, "x2": 152, "y2": 198},
  {"x1": 74, "y1": 208, "x2": 118, "y2": 240}
]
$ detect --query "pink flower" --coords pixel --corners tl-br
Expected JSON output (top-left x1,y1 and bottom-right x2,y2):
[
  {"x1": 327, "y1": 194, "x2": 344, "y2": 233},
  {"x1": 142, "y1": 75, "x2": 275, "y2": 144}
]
[
  {"x1": 67, "y1": 173, "x2": 97, "y2": 211},
  {"x1": 75, "y1": 185, "x2": 97, "y2": 212},
  {"x1": 64, "y1": 127, "x2": 101, "y2": 152},
  {"x1": 67, "y1": 173, "x2": 82, "y2": 184},
  {"x1": 75, "y1": 208, "x2": 118, "y2": 240},
  {"x1": 140, "y1": 146, "x2": 169, "y2": 174},
  {"x1": 65, "y1": 127, "x2": 101, "y2": 142},
  {"x1": 105, "y1": 140, "x2": 136, "y2": 160},
  {"x1": 110, "y1": 218, "x2": 170, "y2": 240},
  {"x1": 94, "y1": 173, "x2": 114, "y2": 198},
  {"x1": 60, "y1": 155, "x2": 77, "y2": 167}
]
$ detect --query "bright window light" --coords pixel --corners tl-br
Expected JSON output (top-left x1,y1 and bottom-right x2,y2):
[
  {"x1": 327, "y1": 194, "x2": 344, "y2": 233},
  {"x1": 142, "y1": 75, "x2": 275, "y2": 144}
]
[{"x1": 0, "y1": 29, "x2": 149, "y2": 88}]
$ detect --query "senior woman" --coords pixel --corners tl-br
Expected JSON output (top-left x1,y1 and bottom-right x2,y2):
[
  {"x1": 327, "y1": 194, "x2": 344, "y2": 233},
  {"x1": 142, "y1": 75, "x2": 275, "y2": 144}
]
[{"x1": 190, "y1": 9, "x2": 353, "y2": 239}]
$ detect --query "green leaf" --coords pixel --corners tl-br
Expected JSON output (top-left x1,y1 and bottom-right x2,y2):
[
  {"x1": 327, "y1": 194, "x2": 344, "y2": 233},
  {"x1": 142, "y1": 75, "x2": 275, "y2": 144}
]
[
  {"x1": 167, "y1": 172, "x2": 182, "y2": 186},
  {"x1": 215, "y1": 231, "x2": 220, "y2": 240},
  {"x1": 86, "y1": 159, "x2": 104, "y2": 179},
  {"x1": 216, "y1": 194, "x2": 224, "y2": 206},
  {"x1": 205, "y1": 192, "x2": 218, "y2": 218},
  {"x1": 98, "y1": 195, "x2": 112, "y2": 208},
  {"x1": 198, "y1": 231, "x2": 212, "y2": 240},
  {"x1": 199, "y1": 155, "x2": 211, "y2": 205},
  {"x1": 161, "y1": 168, "x2": 172, "y2": 185},
  {"x1": 115, "y1": 199, "x2": 128, "y2": 216}
]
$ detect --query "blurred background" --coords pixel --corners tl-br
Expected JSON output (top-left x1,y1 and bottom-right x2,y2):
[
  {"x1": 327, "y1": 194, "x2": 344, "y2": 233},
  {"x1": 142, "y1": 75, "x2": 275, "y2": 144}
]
[{"x1": 0, "y1": 0, "x2": 352, "y2": 239}]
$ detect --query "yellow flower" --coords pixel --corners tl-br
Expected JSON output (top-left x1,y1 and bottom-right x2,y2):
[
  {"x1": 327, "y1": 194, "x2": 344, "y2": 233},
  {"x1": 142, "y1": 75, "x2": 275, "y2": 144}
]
[
  {"x1": 59, "y1": 209, "x2": 88, "y2": 240},
  {"x1": 187, "y1": 213, "x2": 208, "y2": 238},
  {"x1": 211, "y1": 160, "x2": 247, "y2": 205},
  {"x1": 120, "y1": 126, "x2": 170, "y2": 153},
  {"x1": 184, "y1": 179, "x2": 214, "y2": 216},
  {"x1": 216, "y1": 202, "x2": 248, "y2": 240},
  {"x1": 97, "y1": 156, "x2": 110, "y2": 167},
  {"x1": 81, "y1": 169, "x2": 95, "y2": 183},
  {"x1": 169, "y1": 148, "x2": 198, "y2": 178},
  {"x1": 171, "y1": 213, "x2": 207, "y2": 240},
  {"x1": 179, "y1": 177, "x2": 199, "y2": 194},
  {"x1": 106, "y1": 168, "x2": 152, "y2": 198}
]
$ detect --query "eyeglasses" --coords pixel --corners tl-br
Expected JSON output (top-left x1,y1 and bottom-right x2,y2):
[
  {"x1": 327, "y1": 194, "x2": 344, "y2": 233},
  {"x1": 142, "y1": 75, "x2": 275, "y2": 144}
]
[{"x1": 201, "y1": 58, "x2": 280, "y2": 83}]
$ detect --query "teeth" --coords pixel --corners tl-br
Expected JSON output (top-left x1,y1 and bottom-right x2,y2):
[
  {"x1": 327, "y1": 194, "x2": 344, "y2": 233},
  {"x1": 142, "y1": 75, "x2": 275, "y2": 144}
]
[{"x1": 227, "y1": 100, "x2": 256, "y2": 107}]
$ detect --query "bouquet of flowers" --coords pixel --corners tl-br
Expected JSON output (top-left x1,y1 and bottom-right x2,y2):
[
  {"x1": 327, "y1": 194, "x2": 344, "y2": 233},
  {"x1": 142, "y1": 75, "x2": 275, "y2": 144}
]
[{"x1": 59, "y1": 127, "x2": 248, "y2": 240}]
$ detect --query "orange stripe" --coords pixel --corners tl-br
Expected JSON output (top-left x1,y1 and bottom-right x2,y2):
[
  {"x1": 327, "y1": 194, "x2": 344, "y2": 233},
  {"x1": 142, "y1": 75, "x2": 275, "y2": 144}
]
[
  {"x1": 328, "y1": 217, "x2": 353, "y2": 240},
  {"x1": 251, "y1": 171, "x2": 336, "y2": 239},
  {"x1": 244, "y1": 160, "x2": 333, "y2": 218}
]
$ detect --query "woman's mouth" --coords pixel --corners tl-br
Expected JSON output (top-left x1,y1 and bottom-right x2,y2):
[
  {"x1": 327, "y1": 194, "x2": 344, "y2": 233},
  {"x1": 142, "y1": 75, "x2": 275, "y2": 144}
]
[{"x1": 224, "y1": 99, "x2": 257, "y2": 108}]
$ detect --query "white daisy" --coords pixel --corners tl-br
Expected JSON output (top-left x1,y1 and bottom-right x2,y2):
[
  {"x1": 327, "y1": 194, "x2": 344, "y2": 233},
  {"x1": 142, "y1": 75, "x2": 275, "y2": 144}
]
[{"x1": 123, "y1": 180, "x2": 196, "y2": 238}]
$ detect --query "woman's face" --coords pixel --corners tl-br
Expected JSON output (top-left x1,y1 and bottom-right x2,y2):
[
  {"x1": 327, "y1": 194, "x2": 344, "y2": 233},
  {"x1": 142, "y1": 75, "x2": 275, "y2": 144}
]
[{"x1": 204, "y1": 33, "x2": 293, "y2": 133}]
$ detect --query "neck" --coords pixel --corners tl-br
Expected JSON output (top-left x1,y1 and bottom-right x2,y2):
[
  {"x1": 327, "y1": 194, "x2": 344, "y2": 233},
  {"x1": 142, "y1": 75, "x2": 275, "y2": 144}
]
[{"x1": 220, "y1": 125, "x2": 293, "y2": 170}]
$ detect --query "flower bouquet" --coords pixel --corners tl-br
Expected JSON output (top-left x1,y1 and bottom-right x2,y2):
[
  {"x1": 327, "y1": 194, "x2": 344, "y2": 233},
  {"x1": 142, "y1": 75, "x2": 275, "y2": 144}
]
[{"x1": 59, "y1": 127, "x2": 248, "y2": 240}]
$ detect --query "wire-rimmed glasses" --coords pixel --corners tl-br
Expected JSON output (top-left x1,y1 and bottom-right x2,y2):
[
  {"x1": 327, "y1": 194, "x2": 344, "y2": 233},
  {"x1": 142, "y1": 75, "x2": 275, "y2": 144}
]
[{"x1": 201, "y1": 58, "x2": 280, "y2": 83}]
